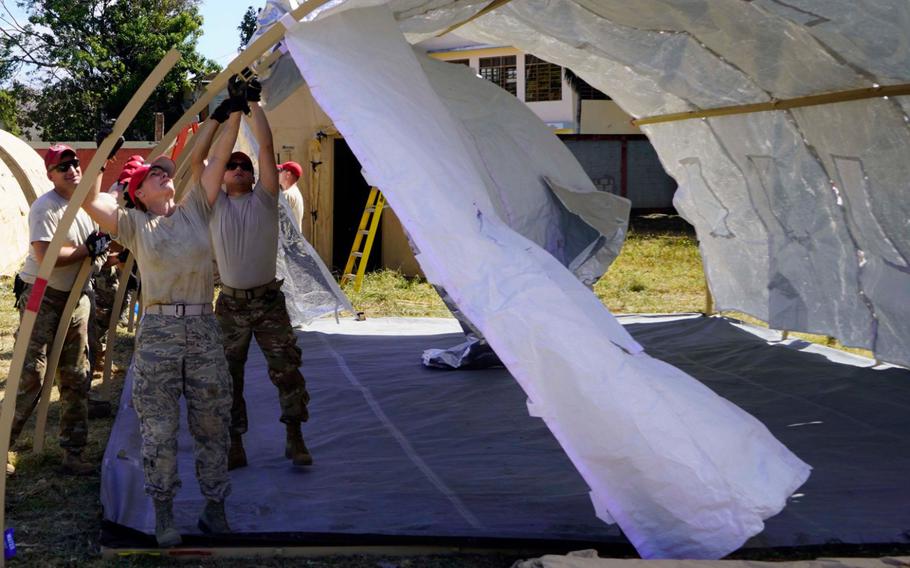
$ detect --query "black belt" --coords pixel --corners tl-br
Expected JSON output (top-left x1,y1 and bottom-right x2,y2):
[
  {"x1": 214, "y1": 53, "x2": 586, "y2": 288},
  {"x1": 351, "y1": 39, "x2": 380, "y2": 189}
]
[{"x1": 220, "y1": 279, "x2": 281, "y2": 300}]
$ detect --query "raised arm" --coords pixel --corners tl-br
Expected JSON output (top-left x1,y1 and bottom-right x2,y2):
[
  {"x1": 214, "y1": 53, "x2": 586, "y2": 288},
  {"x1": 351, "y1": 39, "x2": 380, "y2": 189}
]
[
  {"x1": 201, "y1": 110, "x2": 241, "y2": 206},
  {"x1": 246, "y1": 79, "x2": 278, "y2": 196},
  {"x1": 190, "y1": 118, "x2": 220, "y2": 181},
  {"x1": 81, "y1": 169, "x2": 119, "y2": 235}
]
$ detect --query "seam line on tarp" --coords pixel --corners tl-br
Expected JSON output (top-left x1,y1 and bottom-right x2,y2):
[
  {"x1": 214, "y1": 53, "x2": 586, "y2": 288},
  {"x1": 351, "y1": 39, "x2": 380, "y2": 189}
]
[{"x1": 316, "y1": 333, "x2": 485, "y2": 530}]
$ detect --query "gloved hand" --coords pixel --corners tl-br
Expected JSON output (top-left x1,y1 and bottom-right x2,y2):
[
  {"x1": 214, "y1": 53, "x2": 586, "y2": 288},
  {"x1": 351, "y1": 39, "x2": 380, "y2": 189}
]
[
  {"x1": 246, "y1": 77, "x2": 262, "y2": 102},
  {"x1": 210, "y1": 97, "x2": 232, "y2": 123},
  {"x1": 227, "y1": 75, "x2": 250, "y2": 115},
  {"x1": 117, "y1": 250, "x2": 130, "y2": 263},
  {"x1": 95, "y1": 124, "x2": 125, "y2": 159},
  {"x1": 85, "y1": 231, "x2": 112, "y2": 260}
]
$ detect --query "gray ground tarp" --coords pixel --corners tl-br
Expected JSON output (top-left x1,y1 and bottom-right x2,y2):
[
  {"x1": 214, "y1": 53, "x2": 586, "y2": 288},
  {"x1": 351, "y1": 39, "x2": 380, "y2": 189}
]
[{"x1": 101, "y1": 315, "x2": 910, "y2": 548}]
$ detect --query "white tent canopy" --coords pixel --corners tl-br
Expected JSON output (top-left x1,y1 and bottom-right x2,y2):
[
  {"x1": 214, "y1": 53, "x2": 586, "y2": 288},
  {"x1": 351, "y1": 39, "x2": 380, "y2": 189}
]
[{"x1": 245, "y1": 0, "x2": 817, "y2": 560}]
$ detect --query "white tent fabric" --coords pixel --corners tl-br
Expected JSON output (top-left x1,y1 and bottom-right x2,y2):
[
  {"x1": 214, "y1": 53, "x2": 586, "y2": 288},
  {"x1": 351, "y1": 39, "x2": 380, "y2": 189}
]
[
  {"x1": 281, "y1": 5, "x2": 810, "y2": 559},
  {"x1": 447, "y1": 0, "x2": 910, "y2": 367}
]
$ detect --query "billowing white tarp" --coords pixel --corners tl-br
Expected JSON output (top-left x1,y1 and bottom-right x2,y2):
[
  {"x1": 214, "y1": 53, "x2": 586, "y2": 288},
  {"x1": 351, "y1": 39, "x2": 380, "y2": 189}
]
[
  {"x1": 282, "y1": 5, "x2": 810, "y2": 559},
  {"x1": 449, "y1": 0, "x2": 910, "y2": 367}
]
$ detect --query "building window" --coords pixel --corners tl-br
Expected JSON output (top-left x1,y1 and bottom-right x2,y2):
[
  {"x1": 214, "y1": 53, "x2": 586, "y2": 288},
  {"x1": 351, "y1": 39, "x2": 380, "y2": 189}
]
[
  {"x1": 447, "y1": 59, "x2": 470, "y2": 66},
  {"x1": 525, "y1": 54, "x2": 562, "y2": 102},
  {"x1": 479, "y1": 55, "x2": 517, "y2": 96}
]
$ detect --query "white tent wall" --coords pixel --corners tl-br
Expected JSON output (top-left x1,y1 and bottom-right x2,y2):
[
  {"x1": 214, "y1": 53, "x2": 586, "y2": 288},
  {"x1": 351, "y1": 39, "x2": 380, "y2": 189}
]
[
  {"x1": 450, "y1": 0, "x2": 910, "y2": 366},
  {"x1": 0, "y1": 130, "x2": 51, "y2": 276},
  {"x1": 282, "y1": 5, "x2": 810, "y2": 559}
]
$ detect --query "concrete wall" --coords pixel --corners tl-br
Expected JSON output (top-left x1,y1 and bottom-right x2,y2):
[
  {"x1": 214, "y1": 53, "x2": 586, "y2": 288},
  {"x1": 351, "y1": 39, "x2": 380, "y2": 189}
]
[{"x1": 561, "y1": 135, "x2": 677, "y2": 209}]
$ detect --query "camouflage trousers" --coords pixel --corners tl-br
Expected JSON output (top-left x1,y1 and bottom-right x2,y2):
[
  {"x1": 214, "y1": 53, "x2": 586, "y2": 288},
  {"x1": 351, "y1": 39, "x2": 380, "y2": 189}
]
[
  {"x1": 215, "y1": 286, "x2": 309, "y2": 436},
  {"x1": 11, "y1": 283, "x2": 89, "y2": 449},
  {"x1": 88, "y1": 266, "x2": 119, "y2": 367},
  {"x1": 132, "y1": 313, "x2": 232, "y2": 501}
]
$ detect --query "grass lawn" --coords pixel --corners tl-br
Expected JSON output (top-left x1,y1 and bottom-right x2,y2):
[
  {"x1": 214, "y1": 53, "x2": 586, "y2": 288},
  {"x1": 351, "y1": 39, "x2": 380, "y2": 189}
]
[{"x1": 0, "y1": 214, "x2": 884, "y2": 565}]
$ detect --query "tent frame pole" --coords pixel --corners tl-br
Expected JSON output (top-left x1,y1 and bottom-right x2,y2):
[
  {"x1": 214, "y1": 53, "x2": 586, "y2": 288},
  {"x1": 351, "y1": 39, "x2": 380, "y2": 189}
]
[{"x1": 632, "y1": 83, "x2": 910, "y2": 127}]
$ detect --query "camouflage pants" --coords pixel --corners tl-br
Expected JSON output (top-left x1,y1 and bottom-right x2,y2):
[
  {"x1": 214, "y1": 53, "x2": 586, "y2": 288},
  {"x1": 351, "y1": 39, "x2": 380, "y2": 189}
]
[
  {"x1": 132, "y1": 314, "x2": 232, "y2": 501},
  {"x1": 88, "y1": 266, "x2": 118, "y2": 366},
  {"x1": 11, "y1": 283, "x2": 89, "y2": 449},
  {"x1": 215, "y1": 286, "x2": 309, "y2": 436}
]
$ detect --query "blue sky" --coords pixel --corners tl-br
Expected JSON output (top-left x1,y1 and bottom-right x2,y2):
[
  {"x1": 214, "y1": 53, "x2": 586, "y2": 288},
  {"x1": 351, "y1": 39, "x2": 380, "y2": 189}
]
[{"x1": 198, "y1": 1, "x2": 264, "y2": 67}]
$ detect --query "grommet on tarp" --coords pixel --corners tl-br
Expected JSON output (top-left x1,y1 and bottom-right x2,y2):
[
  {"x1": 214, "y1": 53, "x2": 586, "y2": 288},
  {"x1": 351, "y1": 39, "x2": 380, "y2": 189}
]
[{"x1": 4, "y1": 528, "x2": 16, "y2": 560}]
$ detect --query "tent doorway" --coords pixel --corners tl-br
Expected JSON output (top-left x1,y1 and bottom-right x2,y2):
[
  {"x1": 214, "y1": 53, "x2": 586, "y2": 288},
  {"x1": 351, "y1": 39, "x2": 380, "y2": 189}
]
[{"x1": 332, "y1": 137, "x2": 382, "y2": 272}]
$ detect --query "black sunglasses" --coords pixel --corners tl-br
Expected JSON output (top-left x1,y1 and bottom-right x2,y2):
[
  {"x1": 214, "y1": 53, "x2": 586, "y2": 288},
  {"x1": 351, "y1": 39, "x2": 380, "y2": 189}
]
[
  {"x1": 226, "y1": 161, "x2": 253, "y2": 172},
  {"x1": 51, "y1": 158, "x2": 80, "y2": 173}
]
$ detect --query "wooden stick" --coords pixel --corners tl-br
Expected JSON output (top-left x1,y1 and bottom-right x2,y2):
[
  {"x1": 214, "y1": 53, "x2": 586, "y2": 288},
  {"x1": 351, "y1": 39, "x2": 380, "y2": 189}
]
[
  {"x1": 32, "y1": 260, "x2": 94, "y2": 454},
  {"x1": 101, "y1": 256, "x2": 135, "y2": 395},
  {"x1": 632, "y1": 83, "x2": 910, "y2": 127},
  {"x1": 0, "y1": 48, "x2": 181, "y2": 568}
]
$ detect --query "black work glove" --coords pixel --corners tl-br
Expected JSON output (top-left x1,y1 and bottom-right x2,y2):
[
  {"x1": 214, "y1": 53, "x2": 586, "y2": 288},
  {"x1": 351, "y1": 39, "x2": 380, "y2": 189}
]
[
  {"x1": 117, "y1": 250, "x2": 130, "y2": 263},
  {"x1": 95, "y1": 124, "x2": 125, "y2": 160},
  {"x1": 85, "y1": 231, "x2": 112, "y2": 260},
  {"x1": 246, "y1": 77, "x2": 262, "y2": 102},
  {"x1": 227, "y1": 75, "x2": 251, "y2": 115},
  {"x1": 210, "y1": 97, "x2": 232, "y2": 123}
]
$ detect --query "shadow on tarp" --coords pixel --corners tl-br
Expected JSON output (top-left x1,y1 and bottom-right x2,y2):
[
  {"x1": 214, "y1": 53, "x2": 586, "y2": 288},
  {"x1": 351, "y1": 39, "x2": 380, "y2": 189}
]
[{"x1": 101, "y1": 316, "x2": 910, "y2": 555}]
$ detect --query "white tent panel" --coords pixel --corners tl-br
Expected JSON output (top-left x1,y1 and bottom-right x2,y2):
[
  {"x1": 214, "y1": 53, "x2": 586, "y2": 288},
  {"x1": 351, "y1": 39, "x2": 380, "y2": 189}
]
[
  {"x1": 442, "y1": 0, "x2": 910, "y2": 366},
  {"x1": 283, "y1": 5, "x2": 810, "y2": 559}
]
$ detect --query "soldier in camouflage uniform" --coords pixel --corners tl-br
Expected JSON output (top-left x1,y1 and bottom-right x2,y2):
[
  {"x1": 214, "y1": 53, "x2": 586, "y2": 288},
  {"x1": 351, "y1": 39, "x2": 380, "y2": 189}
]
[
  {"x1": 200, "y1": 77, "x2": 311, "y2": 471},
  {"x1": 10, "y1": 144, "x2": 110, "y2": 475},
  {"x1": 81, "y1": 112, "x2": 239, "y2": 546}
]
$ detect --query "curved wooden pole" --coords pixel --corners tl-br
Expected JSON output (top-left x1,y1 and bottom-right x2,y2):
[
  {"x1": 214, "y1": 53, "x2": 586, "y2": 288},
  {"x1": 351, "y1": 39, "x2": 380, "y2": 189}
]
[
  {"x1": 100, "y1": 255, "x2": 135, "y2": 393},
  {"x1": 154, "y1": 0, "x2": 332, "y2": 159},
  {"x1": 0, "y1": 145, "x2": 42, "y2": 206},
  {"x1": 0, "y1": 48, "x2": 181, "y2": 568},
  {"x1": 32, "y1": 260, "x2": 94, "y2": 453}
]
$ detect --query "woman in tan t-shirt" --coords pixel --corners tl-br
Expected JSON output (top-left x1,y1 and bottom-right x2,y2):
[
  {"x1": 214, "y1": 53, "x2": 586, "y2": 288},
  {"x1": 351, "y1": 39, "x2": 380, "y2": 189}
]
[{"x1": 81, "y1": 93, "x2": 248, "y2": 547}]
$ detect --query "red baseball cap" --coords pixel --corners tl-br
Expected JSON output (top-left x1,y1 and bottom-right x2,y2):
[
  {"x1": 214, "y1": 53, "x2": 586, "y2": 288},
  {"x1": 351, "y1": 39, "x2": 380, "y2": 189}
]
[
  {"x1": 278, "y1": 161, "x2": 302, "y2": 179},
  {"x1": 44, "y1": 144, "x2": 77, "y2": 171},
  {"x1": 118, "y1": 155, "x2": 146, "y2": 184},
  {"x1": 124, "y1": 156, "x2": 176, "y2": 205}
]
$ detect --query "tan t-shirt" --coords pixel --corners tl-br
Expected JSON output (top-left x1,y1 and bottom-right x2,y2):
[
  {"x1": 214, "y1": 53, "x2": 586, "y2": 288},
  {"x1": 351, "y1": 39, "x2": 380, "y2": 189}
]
[
  {"x1": 19, "y1": 189, "x2": 96, "y2": 292},
  {"x1": 115, "y1": 184, "x2": 215, "y2": 309},
  {"x1": 210, "y1": 181, "x2": 279, "y2": 290},
  {"x1": 283, "y1": 183, "x2": 305, "y2": 232}
]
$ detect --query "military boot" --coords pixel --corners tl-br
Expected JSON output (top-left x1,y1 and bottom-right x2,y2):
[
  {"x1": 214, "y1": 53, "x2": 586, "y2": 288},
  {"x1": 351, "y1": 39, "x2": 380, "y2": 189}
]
[
  {"x1": 61, "y1": 449, "x2": 95, "y2": 476},
  {"x1": 197, "y1": 499, "x2": 231, "y2": 534},
  {"x1": 228, "y1": 434, "x2": 247, "y2": 470},
  {"x1": 285, "y1": 422, "x2": 313, "y2": 466},
  {"x1": 153, "y1": 498, "x2": 182, "y2": 548}
]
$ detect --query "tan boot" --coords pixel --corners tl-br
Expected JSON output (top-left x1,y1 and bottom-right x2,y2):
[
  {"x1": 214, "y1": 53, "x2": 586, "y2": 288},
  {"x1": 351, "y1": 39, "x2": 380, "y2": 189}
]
[
  {"x1": 284, "y1": 422, "x2": 313, "y2": 466},
  {"x1": 228, "y1": 434, "x2": 247, "y2": 470},
  {"x1": 61, "y1": 449, "x2": 94, "y2": 476},
  {"x1": 197, "y1": 499, "x2": 231, "y2": 534},
  {"x1": 153, "y1": 498, "x2": 182, "y2": 548}
]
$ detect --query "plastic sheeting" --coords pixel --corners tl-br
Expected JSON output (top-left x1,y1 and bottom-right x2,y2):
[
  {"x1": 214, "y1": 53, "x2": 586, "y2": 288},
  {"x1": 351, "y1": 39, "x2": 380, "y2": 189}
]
[
  {"x1": 282, "y1": 6, "x2": 810, "y2": 559},
  {"x1": 101, "y1": 315, "x2": 910, "y2": 551},
  {"x1": 447, "y1": 0, "x2": 910, "y2": 366}
]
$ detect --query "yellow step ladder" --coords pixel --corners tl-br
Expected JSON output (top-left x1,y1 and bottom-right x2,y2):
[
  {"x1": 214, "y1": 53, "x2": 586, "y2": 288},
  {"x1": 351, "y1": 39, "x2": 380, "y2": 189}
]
[{"x1": 341, "y1": 187, "x2": 385, "y2": 292}]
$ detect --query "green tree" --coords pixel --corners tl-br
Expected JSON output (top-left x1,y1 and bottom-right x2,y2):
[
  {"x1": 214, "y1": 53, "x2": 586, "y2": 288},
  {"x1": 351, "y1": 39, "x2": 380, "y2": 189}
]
[
  {"x1": 0, "y1": 0, "x2": 221, "y2": 141},
  {"x1": 238, "y1": 6, "x2": 257, "y2": 51}
]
